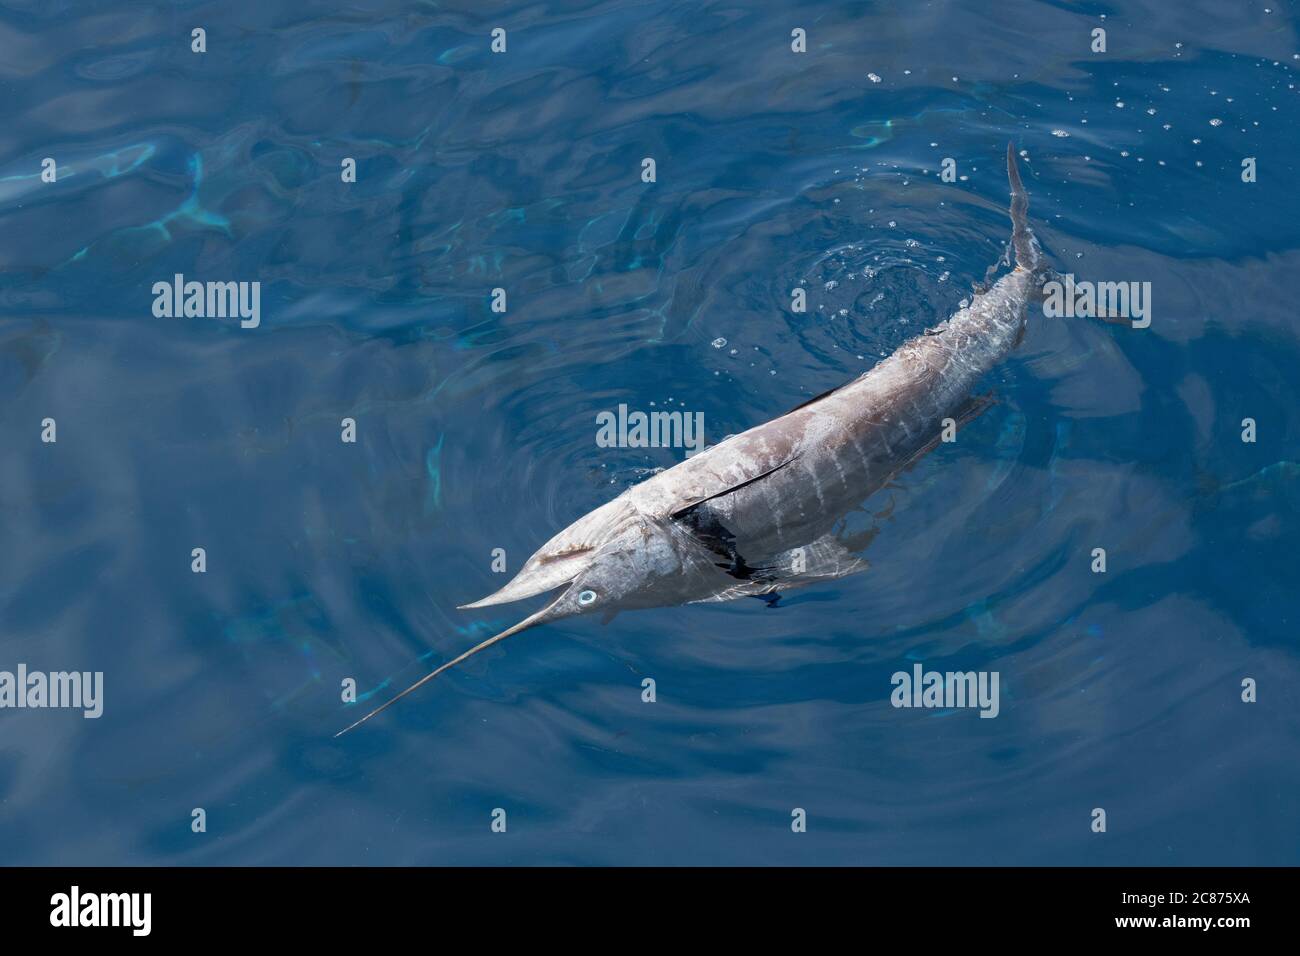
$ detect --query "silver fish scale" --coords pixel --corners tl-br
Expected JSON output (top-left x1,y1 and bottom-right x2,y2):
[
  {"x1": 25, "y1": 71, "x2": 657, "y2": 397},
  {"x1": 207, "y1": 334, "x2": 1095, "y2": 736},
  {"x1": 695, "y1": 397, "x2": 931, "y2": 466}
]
[{"x1": 673, "y1": 266, "x2": 1033, "y2": 565}]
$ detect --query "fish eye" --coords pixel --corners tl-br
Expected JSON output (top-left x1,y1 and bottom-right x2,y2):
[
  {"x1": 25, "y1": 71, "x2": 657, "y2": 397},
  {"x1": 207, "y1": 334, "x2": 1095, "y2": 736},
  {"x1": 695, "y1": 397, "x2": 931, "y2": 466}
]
[{"x1": 577, "y1": 589, "x2": 597, "y2": 606}]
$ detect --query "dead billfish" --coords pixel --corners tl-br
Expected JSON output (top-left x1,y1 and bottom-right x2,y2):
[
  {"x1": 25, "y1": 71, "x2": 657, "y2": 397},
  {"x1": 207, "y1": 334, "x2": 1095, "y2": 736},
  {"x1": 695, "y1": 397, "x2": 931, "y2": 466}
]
[{"x1": 336, "y1": 144, "x2": 1047, "y2": 736}]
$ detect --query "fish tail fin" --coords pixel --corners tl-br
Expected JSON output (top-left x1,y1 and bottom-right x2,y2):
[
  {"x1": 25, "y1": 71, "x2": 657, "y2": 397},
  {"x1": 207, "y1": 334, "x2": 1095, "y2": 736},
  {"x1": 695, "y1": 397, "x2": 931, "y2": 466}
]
[{"x1": 1006, "y1": 143, "x2": 1042, "y2": 273}]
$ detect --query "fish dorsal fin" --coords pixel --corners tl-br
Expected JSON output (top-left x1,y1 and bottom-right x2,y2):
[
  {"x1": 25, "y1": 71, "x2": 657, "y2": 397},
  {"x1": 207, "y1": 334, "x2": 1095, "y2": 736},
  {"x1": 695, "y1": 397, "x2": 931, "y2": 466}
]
[
  {"x1": 785, "y1": 374, "x2": 865, "y2": 414},
  {"x1": 670, "y1": 454, "x2": 799, "y2": 519}
]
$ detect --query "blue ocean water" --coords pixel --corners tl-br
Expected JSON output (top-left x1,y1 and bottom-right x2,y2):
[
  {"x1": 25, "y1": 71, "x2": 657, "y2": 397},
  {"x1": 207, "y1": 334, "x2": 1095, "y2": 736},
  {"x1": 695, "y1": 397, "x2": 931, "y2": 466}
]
[{"x1": 1, "y1": 0, "x2": 1297, "y2": 866}]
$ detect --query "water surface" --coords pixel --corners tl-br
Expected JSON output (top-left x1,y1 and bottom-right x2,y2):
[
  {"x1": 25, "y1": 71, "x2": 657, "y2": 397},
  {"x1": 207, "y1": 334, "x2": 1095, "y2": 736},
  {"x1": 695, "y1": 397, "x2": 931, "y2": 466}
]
[{"x1": 1, "y1": 0, "x2": 1297, "y2": 865}]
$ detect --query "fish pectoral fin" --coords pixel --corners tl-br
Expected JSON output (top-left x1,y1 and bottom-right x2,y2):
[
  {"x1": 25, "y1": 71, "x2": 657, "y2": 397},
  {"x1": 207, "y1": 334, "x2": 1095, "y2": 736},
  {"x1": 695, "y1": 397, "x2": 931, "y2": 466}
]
[
  {"x1": 686, "y1": 536, "x2": 869, "y2": 605},
  {"x1": 688, "y1": 580, "x2": 777, "y2": 604},
  {"x1": 673, "y1": 508, "x2": 764, "y2": 581},
  {"x1": 771, "y1": 535, "x2": 870, "y2": 585}
]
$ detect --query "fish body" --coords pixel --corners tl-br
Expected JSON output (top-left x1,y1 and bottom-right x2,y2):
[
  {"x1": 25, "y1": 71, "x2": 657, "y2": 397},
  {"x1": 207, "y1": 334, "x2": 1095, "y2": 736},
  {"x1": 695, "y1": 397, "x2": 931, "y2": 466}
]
[{"x1": 337, "y1": 144, "x2": 1046, "y2": 735}]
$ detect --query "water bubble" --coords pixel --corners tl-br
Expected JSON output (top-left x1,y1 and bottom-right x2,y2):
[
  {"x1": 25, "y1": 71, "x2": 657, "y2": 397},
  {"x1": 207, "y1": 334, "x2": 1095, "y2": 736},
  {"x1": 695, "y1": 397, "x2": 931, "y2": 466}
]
[{"x1": 711, "y1": 337, "x2": 727, "y2": 349}]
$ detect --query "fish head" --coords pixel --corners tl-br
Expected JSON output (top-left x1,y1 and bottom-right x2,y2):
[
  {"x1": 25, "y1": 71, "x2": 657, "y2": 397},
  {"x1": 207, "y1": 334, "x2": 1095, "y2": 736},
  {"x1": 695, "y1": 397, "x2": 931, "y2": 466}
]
[
  {"x1": 337, "y1": 511, "x2": 708, "y2": 735},
  {"x1": 540, "y1": 512, "x2": 703, "y2": 620},
  {"x1": 458, "y1": 496, "x2": 639, "y2": 610}
]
